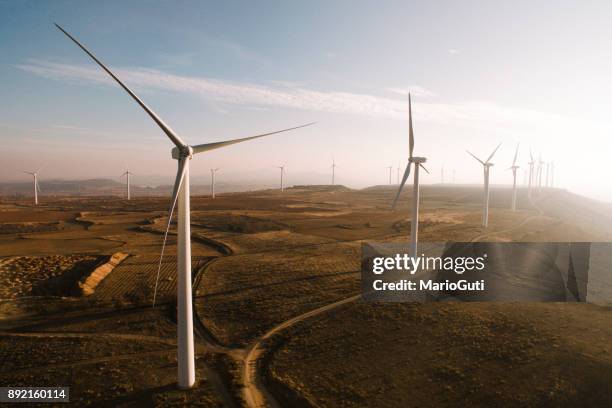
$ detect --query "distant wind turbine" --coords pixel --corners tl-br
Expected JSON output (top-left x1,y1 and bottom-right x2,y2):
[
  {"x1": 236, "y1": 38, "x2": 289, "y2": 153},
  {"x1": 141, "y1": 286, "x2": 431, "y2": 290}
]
[
  {"x1": 121, "y1": 167, "x2": 133, "y2": 200},
  {"x1": 467, "y1": 142, "x2": 502, "y2": 228},
  {"x1": 527, "y1": 150, "x2": 535, "y2": 197},
  {"x1": 392, "y1": 94, "x2": 429, "y2": 256},
  {"x1": 210, "y1": 168, "x2": 220, "y2": 199},
  {"x1": 396, "y1": 162, "x2": 400, "y2": 185},
  {"x1": 537, "y1": 154, "x2": 544, "y2": 190},
  {"x1": 56, "y1": 23, "x2": 314, "y2": 389},
  {"x1": 278, "y1": 164, "x2": 286, "y2": 192},
  {"x1": 387, "y1": 165, "x2": 393, "y2": 185},
  {"x1": 22, "y1": 168, "x2": 43, "y2": 205},
  {"x1": 509, "y1": 143, "x2": 520, "y2": 211},
  {"x1": 550, "y1": 161, "x2": 555, "y2": 187},
  {"x1": 331, "y1": 157, "x2": 337, "y2": 185}
]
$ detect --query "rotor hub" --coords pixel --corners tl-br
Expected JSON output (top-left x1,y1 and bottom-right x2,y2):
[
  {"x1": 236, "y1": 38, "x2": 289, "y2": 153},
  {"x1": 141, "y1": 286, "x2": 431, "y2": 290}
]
[
  {"x1": 171, "y1": 145, "x2": 194, "y2": 160},
  {"x1": 410, "y1": 156, "x2": 427, "y2": 163}
]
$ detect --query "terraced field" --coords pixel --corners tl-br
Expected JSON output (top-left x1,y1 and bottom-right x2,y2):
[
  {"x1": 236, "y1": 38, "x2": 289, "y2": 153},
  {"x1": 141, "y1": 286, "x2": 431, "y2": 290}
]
[{"x1": 93, "y1": 255, "x2": 212, "y2": 306}]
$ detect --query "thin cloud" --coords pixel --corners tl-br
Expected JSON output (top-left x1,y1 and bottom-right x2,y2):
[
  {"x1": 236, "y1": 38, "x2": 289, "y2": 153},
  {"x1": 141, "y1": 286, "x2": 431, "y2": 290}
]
[
  {"x1": 386, "y1": 85, "x2": 436, "y2": 97},
  {"x1": 15, "y1": 59, "x2": 607, "y2": 138}
]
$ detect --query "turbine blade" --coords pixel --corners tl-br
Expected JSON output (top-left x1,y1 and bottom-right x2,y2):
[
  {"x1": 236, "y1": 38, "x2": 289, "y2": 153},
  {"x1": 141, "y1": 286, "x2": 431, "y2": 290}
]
[
  {"x1": 486, "y1": 142, "x2": 502, "y2": 163},
  {"x1": 530, "y1": 149, "x2": 534, "y2": 162},
  {"x1": 191, "y1": 123, "x2": 314, "y2": 154},
  {"x1": 391, "y1": 163, "x2": 412, "y2": 210},
  {"x1": 36, "y1": 180, "x2": 42, "y2": 193},
  {"x1": 408, "y1": 94, "x2": 414, "y2": 159},
  {"x1": 152, "y1": 158, "x2": 188, "y2": 307},
  {"x1": 512, "y1": 143, "x2": 519, "y2": 166},
  {"x1": 55, "y1": 24, "x2": 187, "y2": 149},
  {"x1": 466, "y1": 150, "x2": 485, "y2": 165},
  {"x1": 420, "y1": 164, "x2": 430, "y2": 174}
]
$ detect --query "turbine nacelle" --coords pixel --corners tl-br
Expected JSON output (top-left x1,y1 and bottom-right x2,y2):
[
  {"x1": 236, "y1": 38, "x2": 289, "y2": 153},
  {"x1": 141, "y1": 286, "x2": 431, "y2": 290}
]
[
  {"x1": 171, "y1": 145, "x2": 194, "y2": 160},
  {"x1": 409, "y1": 156, "x2": 427, "y2": 164}
]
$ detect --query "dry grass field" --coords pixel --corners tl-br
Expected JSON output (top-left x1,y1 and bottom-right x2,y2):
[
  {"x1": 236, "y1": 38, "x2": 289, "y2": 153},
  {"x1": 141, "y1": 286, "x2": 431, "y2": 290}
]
[{"x1": 0, "y1": 185, "x2": 610, "y2": 407}]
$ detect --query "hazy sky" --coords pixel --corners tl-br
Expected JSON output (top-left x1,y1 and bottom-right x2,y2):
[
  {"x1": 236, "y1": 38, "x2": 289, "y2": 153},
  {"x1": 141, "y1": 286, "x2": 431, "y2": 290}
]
[{"x1": 1, "y1": 1, "x2": 612, "y2": 201}]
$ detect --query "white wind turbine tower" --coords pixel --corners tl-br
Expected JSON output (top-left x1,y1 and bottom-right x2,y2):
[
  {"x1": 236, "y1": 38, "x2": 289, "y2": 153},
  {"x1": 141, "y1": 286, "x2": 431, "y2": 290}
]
[
  {"x1": 508, "y1": 143, "x2": 520, "y2": 211},
  {"x1": 550, "y1": 161, "x2": 555, "y2": 187},
  {"x1": 537, "y1": 154, "x2": 544, "y2": 190},
  {"x1": 396, "y1": 162, "x2": 400, "y2": 185},
  {"x1": 23, "y1": 168, "x2": 43, "y2": 205},
  {"x1": 278, "y1": 164, "x2": 286, "y2": 192},
  {"x1": 210, "y1": 168, "x2": 220, "y2": 199},
  {"x1": 331, "y1": 157, "x2": 337, "y2": 185},
  {"x1": 392, "y1": 94, "x2": 429, "y2": 257},
  {"x1": 527, "y1": 150, "x2": 535, "y2": 197},
  {"x1": 467, "y1": 142, "x2": 502, "y2": 228},
  {"x1": 387, "y1": 165, "x2": 393, "y2": 185},
  {"x1": 121, "y1": 167, "x2": 133, "y2": 200},
  {"x1": 56, "y1": 23, "x2": 314, "y2": 389}
]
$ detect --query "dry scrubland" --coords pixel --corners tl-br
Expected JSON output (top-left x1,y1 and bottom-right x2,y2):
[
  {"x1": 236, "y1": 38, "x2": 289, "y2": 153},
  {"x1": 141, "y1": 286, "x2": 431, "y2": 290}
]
[
  {"x1": 267, "y1": 302, "x2": 612, "y2": 407},
  {"x1": 0, "y1": 185, "x2": 611, "y2": 406}
]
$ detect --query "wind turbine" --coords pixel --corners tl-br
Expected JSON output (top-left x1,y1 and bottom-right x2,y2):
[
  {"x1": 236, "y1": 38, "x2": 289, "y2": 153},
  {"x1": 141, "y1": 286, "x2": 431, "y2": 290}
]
[
  {"x1": 22, "y1": 168, "x2": 42, "y2": 205},
  {"x1": 545, "y1": 162, "x2": 551, "y2": 187},
  {"x1": 396, "y1": 162, "x2": 400, "y2": 185},
  {"x1": 387, "y1": 165, "x2": 393, "y2": 185},
  {"x1": 537, "y1": 154, "x2": 544, "y2": 190},
  {"x1": 121, "y1": 167, "x2": 133, "y2": 200},
  {"x1": 331, "y1": 157, "x2": 337, "y2": 185},
  {"x1": 56, "y1": 23, "x2": 314, "y2": 389},
  {"x1": 278, "y1": 164, "x2": 286, "y2": 192},
  {"x1": 550, "y1": 161, "x2": 555, "y2": 187},
  {"x1": 509, "y1": 143, "x2": 520, "y2": 211},
  {"x1": 467, "y1": 142, "x2": 502, "y2": 228},
  {"x1": 392, "y1": 94, "x2": 429, "y2": 257},
  {"x1": 210, "y1": 168, "x2": 220, "y2": 199},
  {"x1": 527, "y1": 150, "x2": 535, "y2": 197}
]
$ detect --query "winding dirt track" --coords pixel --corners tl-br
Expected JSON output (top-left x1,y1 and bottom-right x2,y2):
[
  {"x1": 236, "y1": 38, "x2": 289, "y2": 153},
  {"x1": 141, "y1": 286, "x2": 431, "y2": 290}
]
[{"x1": 241, "y1": 294, "x2": 360, "y2": 408}]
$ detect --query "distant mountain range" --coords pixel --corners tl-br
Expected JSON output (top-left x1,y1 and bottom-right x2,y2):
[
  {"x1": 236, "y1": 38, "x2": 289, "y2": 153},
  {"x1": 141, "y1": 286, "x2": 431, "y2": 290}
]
[{"x1": 0, "y1": 178, "x2": 289, "y2": 197}]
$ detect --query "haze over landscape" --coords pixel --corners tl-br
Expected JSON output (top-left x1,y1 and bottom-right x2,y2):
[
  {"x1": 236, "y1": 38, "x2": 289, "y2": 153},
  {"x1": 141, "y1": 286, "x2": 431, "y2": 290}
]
[{"x1": 2, "y1": 1, "x2": 612, "y2": 201}]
